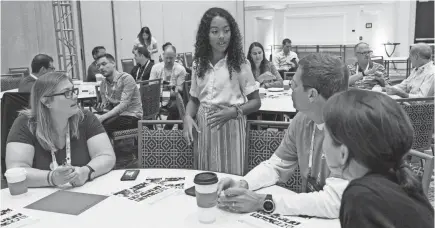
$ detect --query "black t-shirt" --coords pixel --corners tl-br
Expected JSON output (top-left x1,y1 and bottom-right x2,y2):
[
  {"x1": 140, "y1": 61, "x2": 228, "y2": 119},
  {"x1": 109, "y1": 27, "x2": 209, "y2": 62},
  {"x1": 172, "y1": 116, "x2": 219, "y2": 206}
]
[
  {"x1": 340, "y1": 173, "x2": 434, "y2": 228},
  {"x1": 6, "y1": 110, "x2": 106, "y2": 170}
]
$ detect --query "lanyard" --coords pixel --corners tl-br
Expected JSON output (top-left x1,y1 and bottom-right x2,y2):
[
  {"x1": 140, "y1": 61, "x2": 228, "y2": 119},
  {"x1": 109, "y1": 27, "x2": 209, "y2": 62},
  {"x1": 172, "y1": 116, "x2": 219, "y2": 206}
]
[
  {"x1": 307, "y1": 126, "x2": 316, "y2": 177},
  {"x1": 136, "y1": 60, "x2": 150, "y2": 80},
  {"x1": 160, "y1": 65, "x2": 175, "y2": 82},
  {"x1": 50, "y1": 122, "x2": 71, "y2": 170},
  {"x1": 357, "y1": 63, "x2": 370, "y2": 74}
]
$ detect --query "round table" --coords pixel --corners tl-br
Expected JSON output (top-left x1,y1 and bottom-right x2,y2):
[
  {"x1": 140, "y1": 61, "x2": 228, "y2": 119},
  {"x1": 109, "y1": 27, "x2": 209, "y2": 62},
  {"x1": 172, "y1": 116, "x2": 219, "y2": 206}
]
[{"x1": 1, "y1": 169, "x2": 339, "y2": 228}]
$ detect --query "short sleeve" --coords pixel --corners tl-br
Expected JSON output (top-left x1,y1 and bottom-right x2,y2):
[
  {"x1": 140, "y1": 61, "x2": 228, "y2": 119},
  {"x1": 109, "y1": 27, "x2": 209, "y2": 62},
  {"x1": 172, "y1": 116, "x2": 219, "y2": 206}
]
[
  {"x1": 82, "y1": 110, "x2": 106, "y2": 140},
  {"x1": 274, "y1": 112, "x2": 301, "y2": 162},
  {"x1": 238, "y1": 62, "x2": 258, "y2": 95},
  {"x1": 189, "y1": 62, "x2": 199, "y2": 98},
  {"x1": 6, "y1": 115, "x2": 35, "y2": 146}
]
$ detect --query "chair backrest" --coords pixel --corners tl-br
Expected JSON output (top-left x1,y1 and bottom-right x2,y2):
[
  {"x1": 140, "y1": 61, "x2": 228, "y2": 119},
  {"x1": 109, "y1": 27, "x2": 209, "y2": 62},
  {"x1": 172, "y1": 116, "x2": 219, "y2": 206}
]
[
  {"x1": 283, "y1": 72, "x2": 295, "y2": 81},
  {"x1": 121, "y1": 59, "x2": 135, "y2": 74},
  {"x1": 246, "y1": 120, "x2": 302, "y2": 193},
  {"x1": 399, "y1": 99, "x2": 434, "y2": 151},
  {"x1": 371, "y1": 56, "x2": 384, "y2": 66},
  {"x1": 407, "y1": 149, "x2": 434, "y2": 197},
  {"x1": 9, "y1": 67, "x2": 30, "y2": 77},
  {"x1": 185, "y1": 52, "x2": 193, "y2": 68},
  {"x1": 138, "y1": 120, "x2": 194, "y2": 169},
  {"x1": 138, "y1": 79, "x2": 162, "y2": 119},
  {"x1": 1, "y1": 74, "x2": 23, "y2": 91},
  {"x1": 1, "y1": 92, "x2": 30, "y2": 176},
  {"x1": 176, "y1": 53, "x2": 186, "y2": 68}
]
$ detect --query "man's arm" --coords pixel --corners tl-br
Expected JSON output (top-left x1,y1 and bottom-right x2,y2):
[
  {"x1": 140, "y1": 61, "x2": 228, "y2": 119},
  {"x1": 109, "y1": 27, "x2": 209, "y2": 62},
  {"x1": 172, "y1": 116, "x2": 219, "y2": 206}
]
[
  {"x1": 408, "y1": 73, "x2": 434, "y2": 98},
  {"x1": 244, "y1": 116, "x2": 300, "y2": 190},
  {"x1": 272, "y1": 53, "x2": 281, "y2": 70},
  {"x1": 101, "y1": 75, "x2": 136, "y2": 119},
  {"x1": 273, "y1": 177, "x2": 349, "y2": 218}
]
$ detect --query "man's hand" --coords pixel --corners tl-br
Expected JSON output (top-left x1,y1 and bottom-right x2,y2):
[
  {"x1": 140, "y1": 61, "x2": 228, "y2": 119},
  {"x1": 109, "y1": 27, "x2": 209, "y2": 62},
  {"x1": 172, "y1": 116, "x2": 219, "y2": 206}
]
[
  {"x1": 385, "y1": 85, "x2": 400, "y2": 95},
  {"x1": 70, "y1": 166, "x2": 90, "y2": 187},
  {"x1": 217, "y1": 177, "x2": 249, "y2": 195},
  {"x1": 218, "y1": 188, "x2": 266, "y2": 213}
]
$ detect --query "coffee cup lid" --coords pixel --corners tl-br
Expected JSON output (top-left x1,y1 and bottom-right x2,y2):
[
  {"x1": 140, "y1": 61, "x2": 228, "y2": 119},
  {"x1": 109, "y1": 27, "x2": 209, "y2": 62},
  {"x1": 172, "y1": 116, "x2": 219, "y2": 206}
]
[{"x1": 194, "y1": 172, "x2": 218, "y2": 185}]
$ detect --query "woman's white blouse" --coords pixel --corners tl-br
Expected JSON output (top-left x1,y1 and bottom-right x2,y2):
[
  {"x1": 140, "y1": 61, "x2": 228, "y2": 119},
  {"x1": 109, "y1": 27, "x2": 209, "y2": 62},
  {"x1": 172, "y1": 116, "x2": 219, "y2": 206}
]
[{"x1": 190, "y1": 57, "x2": 258, "y2": 106}]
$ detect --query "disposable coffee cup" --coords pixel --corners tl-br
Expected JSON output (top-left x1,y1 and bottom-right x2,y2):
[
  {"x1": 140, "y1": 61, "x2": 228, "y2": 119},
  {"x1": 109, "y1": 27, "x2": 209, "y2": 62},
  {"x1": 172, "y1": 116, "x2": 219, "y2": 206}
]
[
  {"x1": 5, "y1": 168, "x2": 28, "y2": 196},
  {"x1": 194, "y1": 172, "x2": 219, "y2": 224}
]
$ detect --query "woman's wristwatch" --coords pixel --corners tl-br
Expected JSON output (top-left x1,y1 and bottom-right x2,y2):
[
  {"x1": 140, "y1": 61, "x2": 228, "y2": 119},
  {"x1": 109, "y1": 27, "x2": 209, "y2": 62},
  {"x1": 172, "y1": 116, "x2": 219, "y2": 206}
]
[{"x1": 85, "y1": 165, "x2": 95, "y2": 182}]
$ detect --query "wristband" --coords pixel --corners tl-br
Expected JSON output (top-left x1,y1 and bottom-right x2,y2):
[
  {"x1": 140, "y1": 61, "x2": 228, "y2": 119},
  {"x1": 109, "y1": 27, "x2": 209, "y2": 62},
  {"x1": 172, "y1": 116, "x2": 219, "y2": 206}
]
[
  {"x1": 232, "y1": 105, "x2": 243, "y2": 119},
  {"x1": 47, "y1": 171, "x2": 52, "y2": 186}
]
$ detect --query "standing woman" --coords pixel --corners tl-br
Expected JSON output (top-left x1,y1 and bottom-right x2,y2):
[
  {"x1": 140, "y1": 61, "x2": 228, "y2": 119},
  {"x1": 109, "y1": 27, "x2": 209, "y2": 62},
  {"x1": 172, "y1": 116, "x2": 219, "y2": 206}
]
[
  {"x1": 183, "y1": 7, "x2": 261, "y2": 175},
  {"x1": 247, "y1": 42, "x2": 283, "y2": 88},
  {"x1": 133, "y1": 26, "x2": 159, "y2": 62}
]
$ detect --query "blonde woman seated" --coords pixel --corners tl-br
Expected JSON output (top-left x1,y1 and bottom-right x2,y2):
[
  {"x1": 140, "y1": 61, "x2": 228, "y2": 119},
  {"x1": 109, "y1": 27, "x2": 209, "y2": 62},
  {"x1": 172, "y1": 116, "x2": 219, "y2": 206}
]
[
  {"x1": 247, "y1": 42, "x2": 283, "y2": 88},
  {"x1": 6, "y1": 72, "x2": 116, "y2": 188}
]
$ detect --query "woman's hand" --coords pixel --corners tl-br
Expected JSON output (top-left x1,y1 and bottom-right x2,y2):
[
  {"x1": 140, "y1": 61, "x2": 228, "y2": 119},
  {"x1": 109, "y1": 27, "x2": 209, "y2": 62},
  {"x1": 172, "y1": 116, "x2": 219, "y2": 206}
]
[
  {"x1": 183, "y1": 115, "x2": 200, "y2": 145},
  {"x1": 207, "y1": 105, "x2": 237, "y2": 130},
  {"x1": 70, "y1": 166, "x2": 90, "y2": 187},
  {"x1": 51, "y1": 166, "x2": 78, "y2": 186}
]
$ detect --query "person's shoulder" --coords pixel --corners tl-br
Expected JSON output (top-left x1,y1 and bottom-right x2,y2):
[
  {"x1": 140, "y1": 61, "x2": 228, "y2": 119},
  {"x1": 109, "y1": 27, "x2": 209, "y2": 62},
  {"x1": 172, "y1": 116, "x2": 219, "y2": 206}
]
[
  {"x1": 292, "y1": 112, "x2": 311, "y2": 126},
  {"x1": 119, "y1": 72, "x2": 136, "y2": 82},
  {"x1": 290, "y1": 51, "x2": 298, "y2": 56}
]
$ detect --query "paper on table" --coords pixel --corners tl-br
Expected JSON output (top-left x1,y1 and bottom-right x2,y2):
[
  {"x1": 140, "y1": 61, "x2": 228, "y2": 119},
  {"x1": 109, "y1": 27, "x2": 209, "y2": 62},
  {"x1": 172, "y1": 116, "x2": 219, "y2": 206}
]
[
  {"x1": 145, "y1": 176, "x2": 186, "y2": 189},
  {"x1": 112, "y1": 182, "x2": 179, "y2": 205},
  {"x1": 1, "y1": 208, "x2": 39, "y2": 228},
  {"x1": 238, "y1": 210, "x2": 314, "y2": 228},
  {"x1": 24, "y1": 190, "x2": 108, "y2": 216}
]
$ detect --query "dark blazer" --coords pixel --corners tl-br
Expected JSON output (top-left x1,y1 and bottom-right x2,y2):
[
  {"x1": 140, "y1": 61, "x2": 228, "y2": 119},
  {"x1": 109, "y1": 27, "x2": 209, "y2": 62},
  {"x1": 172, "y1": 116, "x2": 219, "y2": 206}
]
[
  {"x1": 130, "y1": 60, "x2": 154, "y2": 81},
  {"x1": 18, "y1": 75, "x2": 37, "y2": 92}
]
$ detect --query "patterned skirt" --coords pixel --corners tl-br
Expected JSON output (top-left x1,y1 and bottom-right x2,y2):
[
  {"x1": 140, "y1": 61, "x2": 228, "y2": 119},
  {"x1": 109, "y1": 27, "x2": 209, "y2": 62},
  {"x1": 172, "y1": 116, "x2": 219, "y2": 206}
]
[{"x1": 195, "y1": 104, "x2": 247, "y2": 175}]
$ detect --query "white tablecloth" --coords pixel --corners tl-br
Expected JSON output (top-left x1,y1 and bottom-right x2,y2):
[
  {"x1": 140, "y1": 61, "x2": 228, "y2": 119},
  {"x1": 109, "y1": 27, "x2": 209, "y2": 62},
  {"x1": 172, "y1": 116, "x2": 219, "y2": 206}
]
[
  {"x1": 1, "y1": 169, "x2": 339, "y2": 228},
  {"x1": 259, "y1": 89, "x2": 296, "y2": 114}
]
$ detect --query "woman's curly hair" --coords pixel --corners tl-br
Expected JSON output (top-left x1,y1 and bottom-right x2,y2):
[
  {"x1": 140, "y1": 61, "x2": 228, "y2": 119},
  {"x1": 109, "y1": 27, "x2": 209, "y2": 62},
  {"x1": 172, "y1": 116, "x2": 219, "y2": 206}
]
[{"x1": 193, "y1": 7, "x2": 246, "y2": 79}]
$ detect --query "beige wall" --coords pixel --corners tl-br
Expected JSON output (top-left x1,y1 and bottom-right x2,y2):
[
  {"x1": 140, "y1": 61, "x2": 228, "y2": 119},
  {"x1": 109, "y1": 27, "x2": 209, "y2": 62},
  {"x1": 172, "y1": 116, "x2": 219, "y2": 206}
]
[
  {"x1": 1, "y1": 1, "x2": 57, "y2": 73},
  {"x1": 244, "y1": 1, "x2": 416, "y2": 58}
]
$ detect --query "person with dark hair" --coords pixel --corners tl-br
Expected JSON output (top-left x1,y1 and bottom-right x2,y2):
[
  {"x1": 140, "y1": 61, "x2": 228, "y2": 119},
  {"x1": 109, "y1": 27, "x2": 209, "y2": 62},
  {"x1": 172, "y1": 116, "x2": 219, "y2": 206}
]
[
  {"x1": 87, "y1": 46, "x2": 106, "y2": 82},
  {"x1": 159, "y1": 42, "x2": 173, "y2": 62},
  {"x1": 247, "y1": 42, "x2": 283, "y2": 88},
  {"x1": 131, "y1": 46, "x2": 154, "y2": 81},
  {"x1": 217, "y1": 53, "x2": 349, "y2": 218},
  {"x1": 273, "y1": 38, "x2": 299, "y2": 77},
  {"x1": 348, "y1": 42, "x2": 389, "y2": 90},
  {"x1": 321, "y1": 89, "x2": 434, "y2": 227},
  {"x1": 386, "y1": 43, "x2": 434, "y2": 98},
  {"x1": 133, "y1": 27, "x2": 158, "y2": 62},
  {"x1": 93, "y1": 54, "x2": 143, "y2": 141},
  {"x1": 18, "y1": 54, "x2": 55, "y2": 92},
  {"x1": 183, "y1": 7, "x2": 261, "y2": 175}
]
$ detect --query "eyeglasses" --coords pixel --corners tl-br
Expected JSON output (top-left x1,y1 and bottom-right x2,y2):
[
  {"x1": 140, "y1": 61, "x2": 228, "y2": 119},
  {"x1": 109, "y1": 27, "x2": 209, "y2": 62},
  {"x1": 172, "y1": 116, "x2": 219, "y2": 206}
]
[
  {"x1": 45, "y1": 88, "x2": 79, "y2": 99},
  {"x1": 356, "y1": 51, "x2": 373, "y2": 55}
]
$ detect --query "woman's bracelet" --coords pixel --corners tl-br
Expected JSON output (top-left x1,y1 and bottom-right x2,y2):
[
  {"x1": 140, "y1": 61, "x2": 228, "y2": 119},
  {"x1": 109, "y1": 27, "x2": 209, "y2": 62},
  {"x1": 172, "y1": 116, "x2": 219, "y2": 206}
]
[
  {"x1": 47, "y1": 171, "x2": 54, "y2": 186},
  {"x1": 49, "y1": 171, "x2": 57, "y2": 187}
]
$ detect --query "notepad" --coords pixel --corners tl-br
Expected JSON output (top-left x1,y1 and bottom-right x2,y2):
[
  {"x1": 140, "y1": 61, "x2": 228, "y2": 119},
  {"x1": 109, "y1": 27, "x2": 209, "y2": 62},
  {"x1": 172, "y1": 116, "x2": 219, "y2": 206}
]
[{"x1": 25, "y1": 190, "x2": 108, "y2": 215}]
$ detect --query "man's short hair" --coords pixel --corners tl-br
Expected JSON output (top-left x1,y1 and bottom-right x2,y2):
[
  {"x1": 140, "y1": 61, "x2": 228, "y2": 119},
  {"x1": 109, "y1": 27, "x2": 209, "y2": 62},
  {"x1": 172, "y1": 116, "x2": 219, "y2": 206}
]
[
  {"x1": 299, "y1": 53, "x2": 349, "y2": 99},
  {"x1": 162, "y1": 42, "x2": 172, "y2": 51},
  {"x1": 96, "y1": 53, "x2": 116, "y2": 63},
  {"x1": 134, "y1": 46, "x2": 151, "y2": 59},
  {"x1": 354, "y1": 42, "x2": 369, "y2": 51},
  {"x1": 164, "y1": 44, "x2": 176, "y2": 53},
  {"x1": 92, "y1": 46, "x2": 105, "y2": 56},
  {"x1": 282, "y1": 38, "x2": 292, "y2": 45},
  {"x1": 31, "y1": 54, "x2": 54, "y2": 73},
  {"x1": 410, "y1": 43, "x2": 432, "y2": 60}
]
